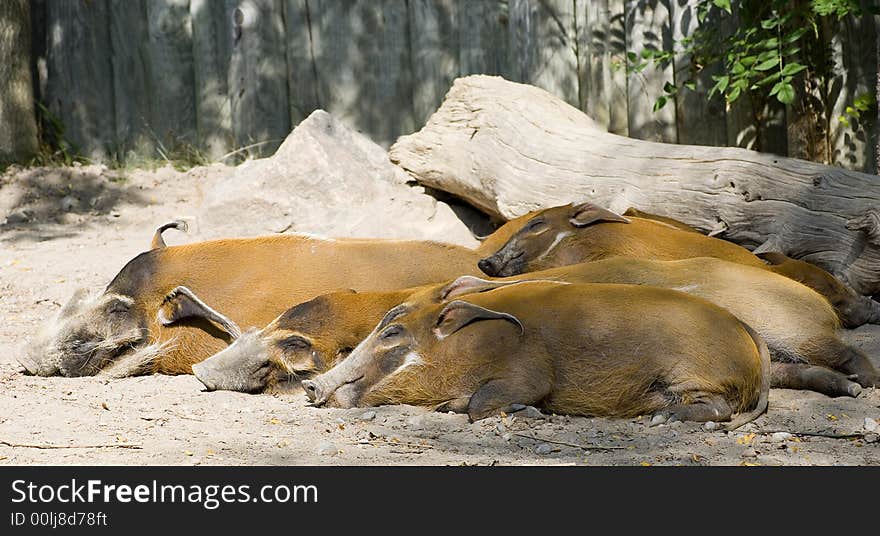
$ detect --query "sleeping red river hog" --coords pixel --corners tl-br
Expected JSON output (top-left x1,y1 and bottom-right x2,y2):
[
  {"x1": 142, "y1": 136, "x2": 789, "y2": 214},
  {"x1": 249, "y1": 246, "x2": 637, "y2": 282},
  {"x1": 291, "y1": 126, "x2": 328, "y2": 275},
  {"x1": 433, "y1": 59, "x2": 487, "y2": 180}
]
[
  {"x1": 480, "y1": 202, "x2": 880, "y2": 329},
  {"x1": 301, "y1": 281, "x2": 771, "y2": 430},
  {"x1": 18, "y1": 225, "x2": 486, "y2": 378}
]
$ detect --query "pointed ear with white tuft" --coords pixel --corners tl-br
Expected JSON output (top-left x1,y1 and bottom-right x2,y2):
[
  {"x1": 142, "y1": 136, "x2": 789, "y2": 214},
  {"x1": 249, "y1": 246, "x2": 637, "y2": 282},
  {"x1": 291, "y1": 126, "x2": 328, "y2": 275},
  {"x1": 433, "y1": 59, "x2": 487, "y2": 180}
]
[
  {"x1": 433, "y1": 300, "x2": 524, "y2": 339},
  {"x1": 569, "y1": 202, "x2": 630, "y2": 228},
  {"x1": 157, "y1": 286, "x2": 242, "y2": 339}
]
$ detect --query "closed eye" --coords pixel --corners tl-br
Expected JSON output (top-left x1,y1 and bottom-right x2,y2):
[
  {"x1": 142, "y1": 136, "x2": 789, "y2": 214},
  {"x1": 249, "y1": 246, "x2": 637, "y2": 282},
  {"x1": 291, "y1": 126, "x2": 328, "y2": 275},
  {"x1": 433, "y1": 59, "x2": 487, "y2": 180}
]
[
  {"x1": 380, "y1": 326, "x2": 402, "y2": 340},
  {"x1": 278, "y1": 335, "x2": 311, "y2": 351},
  {"x1": 526, "y1": 220, "x2": 548, "y2": 232}
]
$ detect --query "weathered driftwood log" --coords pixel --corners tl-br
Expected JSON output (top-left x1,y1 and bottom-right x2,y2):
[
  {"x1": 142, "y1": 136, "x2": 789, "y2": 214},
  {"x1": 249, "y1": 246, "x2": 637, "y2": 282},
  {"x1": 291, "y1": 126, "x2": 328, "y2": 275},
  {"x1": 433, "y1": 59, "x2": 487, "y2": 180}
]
[{"x1": 389, "y1": 75, "x2": 880, "y2": 296}]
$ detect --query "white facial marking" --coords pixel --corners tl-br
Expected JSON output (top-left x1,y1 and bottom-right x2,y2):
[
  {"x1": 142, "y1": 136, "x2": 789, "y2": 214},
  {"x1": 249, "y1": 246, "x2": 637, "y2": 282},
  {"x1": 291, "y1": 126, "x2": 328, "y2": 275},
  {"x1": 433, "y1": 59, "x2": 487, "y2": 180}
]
[
  {"x1": 671, "y1": 284, "x2": 699, "y2": 293},
  {"x1": 389, "y1": 351, "x2": 424, "y2": 378},
  {"x1": 535, "y1": 231, "x2": 574, "y2": 262}
]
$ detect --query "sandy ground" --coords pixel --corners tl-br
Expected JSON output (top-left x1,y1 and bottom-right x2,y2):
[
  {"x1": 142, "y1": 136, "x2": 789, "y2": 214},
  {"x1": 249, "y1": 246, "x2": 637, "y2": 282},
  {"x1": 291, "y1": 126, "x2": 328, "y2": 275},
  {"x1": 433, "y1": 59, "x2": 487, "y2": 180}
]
[{"x1": 1, "y1": 163, "x2": 879, "y2": 466}]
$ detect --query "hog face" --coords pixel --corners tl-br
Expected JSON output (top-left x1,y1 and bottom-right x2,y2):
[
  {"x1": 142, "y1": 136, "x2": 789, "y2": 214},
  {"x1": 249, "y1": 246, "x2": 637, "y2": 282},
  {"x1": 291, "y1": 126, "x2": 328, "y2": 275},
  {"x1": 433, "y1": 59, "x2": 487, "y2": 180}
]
[
  {"x1": 20, "y1": 288, "x2": 151, "y2": 377},
  {"x1": 192, "y1": 291, "x2": 386, "y2": 394},
  {"x1": 478, "y1": 202, "x2": 629, "y2": 277},
  {"x1": 301, "y1": 299, "x2": 523, "y2": 410}
]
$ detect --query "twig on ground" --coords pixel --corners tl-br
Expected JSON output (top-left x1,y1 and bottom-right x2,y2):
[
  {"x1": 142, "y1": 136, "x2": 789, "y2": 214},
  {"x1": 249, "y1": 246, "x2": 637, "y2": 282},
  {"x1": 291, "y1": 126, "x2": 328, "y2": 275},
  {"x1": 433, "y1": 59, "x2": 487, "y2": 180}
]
[
  {"x1": 0, "y1": 439, "x2": 142, "y2": 450},
  {"x1": 753, "y1": 430, "x2": 869, "y2": 440},
  {"x1": 513, "y1": 433, "x2": 628, "y2": 450}
]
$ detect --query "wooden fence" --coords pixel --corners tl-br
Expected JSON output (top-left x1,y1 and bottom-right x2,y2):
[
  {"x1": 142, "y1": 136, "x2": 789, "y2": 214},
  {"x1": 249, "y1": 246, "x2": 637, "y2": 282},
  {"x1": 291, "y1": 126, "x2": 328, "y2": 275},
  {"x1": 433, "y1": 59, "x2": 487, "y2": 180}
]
[{"x1": 29, "y1": 0, "x2": 879, "y2": 173}]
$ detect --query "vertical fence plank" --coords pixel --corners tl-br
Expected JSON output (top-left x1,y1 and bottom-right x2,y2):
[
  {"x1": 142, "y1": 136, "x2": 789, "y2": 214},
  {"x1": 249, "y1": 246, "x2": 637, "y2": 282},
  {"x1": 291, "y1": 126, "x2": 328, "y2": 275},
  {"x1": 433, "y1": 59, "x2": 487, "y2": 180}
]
[
  {"x1": 624, "y1": 0, "x2": 676, "y2": 142},
  {"x1": 507, "y1": 0, "x2": 579, "y2": 107},
  {"x1": 607, "y1": 0, "x2": 629, "y2": 135},
  {"x1": 0, "y1": 0, "x2": 39, "y2": 163},
  {"x1": 145, "y1": 0, "x2": 197, "y2": 153},
  {"x1": 109, "y1": 0, "x2": 154, "y2": 159},
  {"x1": 409, "y1": 0, "x2": 458, "y2": 127},
  {"x1": 458, "y1": 0, "x2": 509, "y2": 77},
  {"x1": 191, "y1": 0, "x2": 233, "y2": 159},
  {"x1": 671, "y1": 0, "x2": 726, "y2": 146},
  {"x1": 829, "y1": 4, "x2": 877, "y2": 173},
  {"x1": 308, "y1": 0, "x2": 415, "y2": 147},
  {"x1": 43, "y1": 0, "x2": 116, "y2": 160},
  {"x1": 582, "y1": 0, "x2": 610, "y2": 128},
  {"x1": 282, "y1": 0, "x2": 320, "y2": 125},
  {"x1": 227, "y1": 0, "x2": 290, "y2": 156}
]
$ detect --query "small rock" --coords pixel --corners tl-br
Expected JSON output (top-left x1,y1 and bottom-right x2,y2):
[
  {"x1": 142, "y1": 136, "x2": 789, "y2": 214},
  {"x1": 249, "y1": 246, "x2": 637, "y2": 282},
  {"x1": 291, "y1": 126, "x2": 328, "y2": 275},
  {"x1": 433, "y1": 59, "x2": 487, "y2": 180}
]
[
  {"x1": 359, "y1": 410, "x2": 376, "y2": 421},
  {"x1": 864, "y1": 418, "x2": 878, "y2": 433},
  {"x1": 317, "y1": 442, "x2": 338, "y2": 456},
  {"x1": 649, "y1": 414, "x2": 667, "y2": 427},
  {"x1": 516, "y1": 406, "x2": 545, "y2": 420},
  {"x1": 671, "y1": 420, "x2": 683, "y2": 429},
  {"x1": 334, "y1": 418, "x2": 346, "y2": 426},
  {"x1": 4, "y1": 210, "x2": 29, "y2": 224},
  {"x1": 770, "y1": 432, "x2": 792, "y2": 443},
  {"x1": 864, "y1": 433, "x2": 879, "y2": 444},
  {"x1": 501, "y1": 433, "x2": 512, "y2": 442},
  {"x1": 704, "y1": 421, "x2": 719, "y2": 432},
  {"x1": 741, "y1": 448, "x2": 758, "y2": 458},
  {"x1": 404, "y1": 415, "x2": 425, "y2": 430},
  {"x1": 60, "y1": 195, "x2": 79, "y2": 212},
  {"x1": 534, "y1": 444, "x2": 553, "y2": 455},
  {"x1": 495, "y1": 423, "x2": 507, "y2": 435}
]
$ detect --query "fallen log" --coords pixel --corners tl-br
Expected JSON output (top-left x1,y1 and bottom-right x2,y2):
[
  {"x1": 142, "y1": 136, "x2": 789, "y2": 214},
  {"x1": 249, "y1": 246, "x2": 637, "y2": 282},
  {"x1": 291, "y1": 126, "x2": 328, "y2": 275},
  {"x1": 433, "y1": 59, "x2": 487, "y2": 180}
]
[{"x1": 389, "y1": 75, "x2": 880, "y2": 296}]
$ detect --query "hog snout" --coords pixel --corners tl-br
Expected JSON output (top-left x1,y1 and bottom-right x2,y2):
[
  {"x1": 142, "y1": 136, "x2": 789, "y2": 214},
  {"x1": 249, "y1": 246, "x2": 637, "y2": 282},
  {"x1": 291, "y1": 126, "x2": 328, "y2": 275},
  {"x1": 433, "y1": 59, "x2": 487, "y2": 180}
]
[
  {"x1": 191, "y1": 362, "x2": 218, "y2": 391},
  {"x1": 17, "y1": 351, "x2": 59, "y2": 376},
  {"x1": 477, "y1": 257, "x2": 499, "y2": 276}
]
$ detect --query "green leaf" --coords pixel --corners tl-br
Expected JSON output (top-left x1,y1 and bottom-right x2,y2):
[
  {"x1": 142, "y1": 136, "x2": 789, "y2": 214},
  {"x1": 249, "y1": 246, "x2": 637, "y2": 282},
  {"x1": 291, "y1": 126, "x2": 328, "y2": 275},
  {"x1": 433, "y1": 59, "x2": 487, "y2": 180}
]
[
  {"x1": 777, "y1": 83, "x2": 795, "y2": 104},
  {"x1": 761, "y1": 18, "x2": 779, "y2": 30},
  {"x1": 663, "y1": 81, "x2": 677, "y2": 95},
  {"x1": 727, "y1": 86, "x2": 742, "y2": 103},
  {"x1": 781, "y1": 63, "x2": 807, "y2": 77},
  {"x1": 627, "y1": 51, "x2": 638, "y2": 63},
  {"x1": 755, "y1": 57, "x2": 780, "y2": 71},
  {"x1": 712, "y1": 0, "x2": 732, "y2": 13},
  {"x1": 731, "y1": 62, "x2": 746, "y2": 75},
  {"x1": 755, "y1": 71, "x2": 782, "y2": 87},
  {"x1": 712, "y1": 75, "x2": 730, "y2": 96},
  {"x1": 684, "y1": 81, "x2": 697, "y2": 91},
  {"x1": 770, "y1": 80, "x2": 785, "y2": 96},
  {"x1": 653, "y1": 96, "x2": 668, "y2": 112},
  {"x1": 783, "y1": 28, "x2": 808, "y2": 45}
]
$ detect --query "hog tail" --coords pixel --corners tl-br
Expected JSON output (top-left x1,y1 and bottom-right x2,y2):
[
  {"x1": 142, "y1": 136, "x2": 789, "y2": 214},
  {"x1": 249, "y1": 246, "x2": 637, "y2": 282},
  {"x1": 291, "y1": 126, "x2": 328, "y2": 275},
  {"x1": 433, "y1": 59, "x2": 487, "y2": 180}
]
[{"x1": 151, "y1": 220, "x2": 189, "y2": 249}]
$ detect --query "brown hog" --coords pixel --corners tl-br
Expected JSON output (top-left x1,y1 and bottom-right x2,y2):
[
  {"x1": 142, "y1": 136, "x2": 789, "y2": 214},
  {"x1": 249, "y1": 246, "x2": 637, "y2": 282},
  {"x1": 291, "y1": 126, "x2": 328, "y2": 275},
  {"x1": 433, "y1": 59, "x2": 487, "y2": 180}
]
[
  {"x1": 477, "y1": 202, "x2": 766, "y2": 277},
  {"x1": 190, "y1": 277, "x2": 492, "y2": 393},
  {"x1": 302, "y1": 282, "x2": 770, "y2": 429},
  {"x1": 477, "y1": 258, "x2": 877, "y2": 394},
  {"x1": 191, "y1": 255, "x2": 873, "y2": 397},
  {"x1": 617, "y1": 208, "x2": 880, "y2": 329},
  {"x1": 756, "y1": 252, "x2": 880, "y2": 329},
  {"x1": 19, "y1": 233, "x2": 484, "y2": 378}
]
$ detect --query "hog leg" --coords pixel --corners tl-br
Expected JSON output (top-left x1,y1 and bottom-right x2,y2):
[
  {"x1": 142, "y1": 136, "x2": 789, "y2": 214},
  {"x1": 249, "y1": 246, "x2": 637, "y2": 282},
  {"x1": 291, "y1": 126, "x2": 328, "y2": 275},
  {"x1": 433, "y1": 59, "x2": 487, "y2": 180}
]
[
  {"x1": 467, "y1": 377, "x2": 551, "y2": 422},
  {"x1": 771, "y1": 363, "x2": 862, "y2": 397},
  {"x1": 434, "y1": 397, "x2": 471, "y2": 414},
  {"x1": 802, "y1": 337, "x2": 879, "y2": 388},
  {"x1": 653, "y1": 393, "x2": 733, "y2": 424}
]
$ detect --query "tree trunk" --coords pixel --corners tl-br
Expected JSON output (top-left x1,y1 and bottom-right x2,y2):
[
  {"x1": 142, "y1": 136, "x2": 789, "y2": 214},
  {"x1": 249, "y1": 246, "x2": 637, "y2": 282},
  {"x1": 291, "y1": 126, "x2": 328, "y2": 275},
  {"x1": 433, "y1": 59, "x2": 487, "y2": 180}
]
[
  {"x1": 0, "y1": 0, "x2": 39, "y2": 164},
  {"x1": 389, "y1": 75, "x2": 880, "y2": 296}
]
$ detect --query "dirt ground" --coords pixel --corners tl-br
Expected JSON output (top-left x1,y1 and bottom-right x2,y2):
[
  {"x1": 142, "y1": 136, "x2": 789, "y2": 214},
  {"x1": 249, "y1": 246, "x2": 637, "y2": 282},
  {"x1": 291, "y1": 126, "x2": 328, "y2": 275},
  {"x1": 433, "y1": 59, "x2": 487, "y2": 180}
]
[{"x1": 1, "y1": 163, "x2": 879, "y2": 466}]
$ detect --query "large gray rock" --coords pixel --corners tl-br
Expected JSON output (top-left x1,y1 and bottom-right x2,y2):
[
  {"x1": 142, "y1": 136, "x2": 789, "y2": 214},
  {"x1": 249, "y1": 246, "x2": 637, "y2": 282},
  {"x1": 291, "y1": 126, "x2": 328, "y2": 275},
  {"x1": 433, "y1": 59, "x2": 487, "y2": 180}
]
[{"x1": 198, "y1": 110, "x2": 478, "y2": 247}]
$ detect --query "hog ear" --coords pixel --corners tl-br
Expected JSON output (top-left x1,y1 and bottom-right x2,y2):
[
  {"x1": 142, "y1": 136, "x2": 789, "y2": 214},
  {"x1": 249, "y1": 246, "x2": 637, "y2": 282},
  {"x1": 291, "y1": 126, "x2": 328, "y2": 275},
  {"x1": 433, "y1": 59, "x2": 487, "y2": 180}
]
[
  {"x1": 59, "y1": 288, "x2": 92, "y2": 318},
  {"x1": 569, "y1": 202, "x2": 631, "y2": 228},
  {"x1": 438, "y1": 276, "x2": 521, "y2": 301},
  {"x1": 433, "y1": 300, "x2": 524, "y2": 339},
  {"x1": 157, "y1": 286, "x2": 242, "y2": 339}
]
